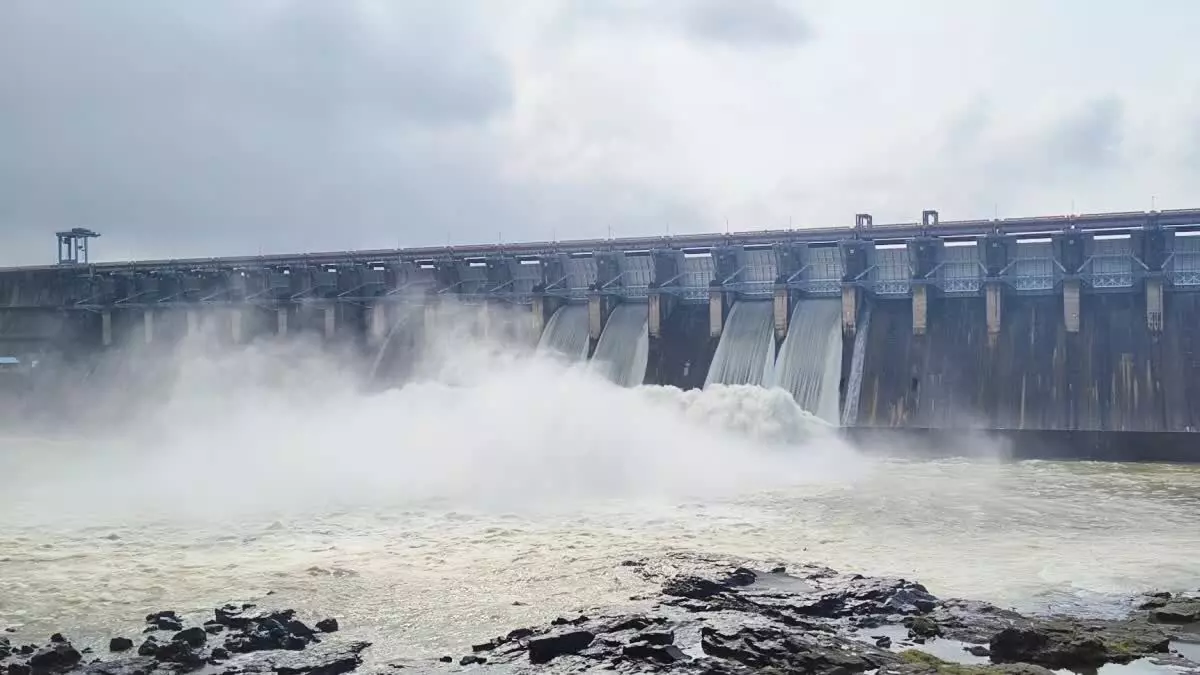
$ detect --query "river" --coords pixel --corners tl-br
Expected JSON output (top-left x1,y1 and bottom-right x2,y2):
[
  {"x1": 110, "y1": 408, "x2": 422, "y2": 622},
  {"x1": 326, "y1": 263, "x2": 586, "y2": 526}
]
[{"x1": 1, "y1": 336, "x2": 1198, "y2": 663}]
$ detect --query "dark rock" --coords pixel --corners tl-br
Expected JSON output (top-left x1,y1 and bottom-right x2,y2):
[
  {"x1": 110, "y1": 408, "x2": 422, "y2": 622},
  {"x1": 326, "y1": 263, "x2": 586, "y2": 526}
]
[
  {"x1": 527, "y1": 630, "x2": 595, "y2": 664},
  {"x1": 876, "y1": 636, "x2": 893, "y2": 648},
  {"x1": 287, "y1": 620, "x2": 316, "y2": 639},
  {"x1": 505, "y1": 628, "x2": 534, "y2": 642},
  {"x1": 240, "y1": 640, "x2": 368, "y2": 675},
  {"x1": 459, "y1": 655, "x2": 486, "y2": 665},
  {"x1": 152, "y1": 640, "x2": 202, "y2": 666},
  {"x1": 315, "y1": 618, "x2": 339, "y2": 633},
  {"x1": 662, "y1": 576, "x2": 727, "y2": 600},
  {"x1": 631, "y1": 630, "x2": 674, "y2": 646},
  {"x1": 152, "y1": 616, "x2": 182, "y2": 632},
  {"x1": 135, "y1": 639, "x2": 157, "y2": 658},
  {"x1": 203, "y1": 622, "x2": 224, "y2": 634},
  {"x1": 49, "y1": 633, "x2": 65, "y2": 644},
  {"x1": 143, "y1": 611, "x2": 177, "y2": 624},
  {"x1": 8, "y1": 663, "x2": 31, "y2": 675},
  {"x1": 107, "y1": 637, "x2": 133, "y2": 653},
  {"x1": 1149, "y1": 600, "x2": 1200, "y2": 624},
  {"x1": 82, "y1": 656, "x2": 157, "y2": 675},
  {"x1": 989, "y1": 621, "x2": 1169, "y2": 669},
  {"x1": 701, "y1": 625, "x2": 891, "y2": 672},
  {"x1": 471, "y1": 640, "x2": 497, "y2": 653},
  {"x1": 29, "y1": 642, "x2": 82, "y2": 671},
  {"x1": 438, "y1": 656, "x2": 452, "y2": 663},
  {"x1": 18, "y1": 645, "x2": 34, "y2": 655},
  {"x1": 966, "y1": 644, "x2": 991, "y2": 657},
  {"x1": 210, "y1": 647, "x2": 229, "y2": 661},
  {"x1": 622, "y1": 643, "x2": 689, "y2": 664},
  {"x1": 909, "y1": 616, "x2": 941, "y2": 638},
  {"x1": 171, "y1": 627, "x2": 206, "y2": 648}
]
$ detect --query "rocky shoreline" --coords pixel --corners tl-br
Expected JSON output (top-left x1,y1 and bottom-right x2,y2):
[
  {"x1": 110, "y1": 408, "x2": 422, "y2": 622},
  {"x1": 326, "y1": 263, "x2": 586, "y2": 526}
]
[{"x1": 3, "y1": 554, "x2": 1199, "y2": 674}]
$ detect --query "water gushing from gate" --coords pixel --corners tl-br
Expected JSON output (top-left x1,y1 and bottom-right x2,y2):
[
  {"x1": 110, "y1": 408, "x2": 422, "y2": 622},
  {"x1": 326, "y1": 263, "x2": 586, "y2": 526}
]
[
  {"x1": 589, "y1": 303, "x2": 648, "y2": 387},
  {"x1": 704, "y1": 301, "x2": 775, "y2": 387},
  {"x1": 536, "y1": 305, "x2": 589, "y2": 361},
  {"x1": 770, "y1": 298, "x2": 842, "y2": 424}
]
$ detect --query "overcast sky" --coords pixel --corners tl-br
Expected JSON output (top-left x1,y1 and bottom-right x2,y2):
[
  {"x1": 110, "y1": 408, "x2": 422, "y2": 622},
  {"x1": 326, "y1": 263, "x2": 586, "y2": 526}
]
[{"x1": 3, "y1": 1, "x2": 1200, "y2": 265}]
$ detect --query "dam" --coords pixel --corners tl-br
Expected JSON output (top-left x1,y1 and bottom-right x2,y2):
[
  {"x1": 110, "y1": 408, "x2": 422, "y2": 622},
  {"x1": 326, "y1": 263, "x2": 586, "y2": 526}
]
[{"x1": 4, "y1": 208, "x2": 1200, "y2": 460}]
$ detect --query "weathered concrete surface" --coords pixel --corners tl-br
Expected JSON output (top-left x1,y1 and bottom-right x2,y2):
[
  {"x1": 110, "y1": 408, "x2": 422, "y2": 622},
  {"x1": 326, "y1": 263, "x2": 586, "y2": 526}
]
[
  {"x1": 853, "y1": 293, "x2": 1200, "y2": 433},
  {"x1": 644, "y1": 304, "x2": 717, "y2": 389}
]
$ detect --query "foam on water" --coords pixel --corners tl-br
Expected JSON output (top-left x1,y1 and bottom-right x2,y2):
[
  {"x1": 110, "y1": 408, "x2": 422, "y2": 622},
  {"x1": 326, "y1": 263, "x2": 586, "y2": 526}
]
[
  {"x1": 770, "y1": 298, "x2": 842, "y2": 424},
  {"x1": 705, "y1": 301, "x2": 775, "y2": 387},
  {"x1": 589, "y1": 303, "x2": 649, "y2": 387},
  {"x1": 536, "y1": 304, "x2": 589, "y2": 361}
]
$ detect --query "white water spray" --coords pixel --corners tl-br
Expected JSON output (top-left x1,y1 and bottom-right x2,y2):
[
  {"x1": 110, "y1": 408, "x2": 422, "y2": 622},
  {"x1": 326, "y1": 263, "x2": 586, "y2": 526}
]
[
  {"x1": 770, "y1": 298, "x2": 843, "y2": 424},
  {"x1": 536, "y1": 304, "x2": 589, "y2": 361},
  {"x1": 705, "y1": 301, "x2": 775, "y2": 387},
  {"x1": 589, "y1": 303, "x2": 649, "y2": 387}
]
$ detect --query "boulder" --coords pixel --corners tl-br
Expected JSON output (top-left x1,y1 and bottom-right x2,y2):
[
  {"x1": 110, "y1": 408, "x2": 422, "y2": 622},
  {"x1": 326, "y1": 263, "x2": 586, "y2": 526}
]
[
  {"x1": 527, "y1": 630, "x2": 595, "y2": 664},
  {"x1": 29, "y1": 642, "x2": 82, "y2": 671},
  {"x1": 107, "y1": 637, "x2": 133, "y2": 653}
]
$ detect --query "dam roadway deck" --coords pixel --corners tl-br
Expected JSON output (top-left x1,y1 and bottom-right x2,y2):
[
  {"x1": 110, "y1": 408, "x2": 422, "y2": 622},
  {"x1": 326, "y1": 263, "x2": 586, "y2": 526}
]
[{"x1": 5, "y1": 206, "x2": 1200, "y2": 461}]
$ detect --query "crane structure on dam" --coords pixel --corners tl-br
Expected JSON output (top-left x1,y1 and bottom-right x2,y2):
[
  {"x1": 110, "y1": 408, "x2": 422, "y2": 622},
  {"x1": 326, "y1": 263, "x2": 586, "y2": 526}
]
[{"x1": 4, "y1": 206, "x2": 1200, "y2": 461}]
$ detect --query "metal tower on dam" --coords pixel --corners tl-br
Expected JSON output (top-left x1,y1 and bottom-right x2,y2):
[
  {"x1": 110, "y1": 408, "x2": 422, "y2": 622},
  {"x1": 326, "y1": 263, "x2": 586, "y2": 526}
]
[{"x1": 4, "y1": 207, "x2": 1200, "y2": 459}]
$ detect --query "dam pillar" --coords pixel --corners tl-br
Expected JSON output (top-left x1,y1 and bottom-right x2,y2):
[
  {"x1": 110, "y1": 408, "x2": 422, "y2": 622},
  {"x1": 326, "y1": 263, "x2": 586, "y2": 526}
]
[
  {"x1": 911, "y1": 285, "x2": 928, "y2": 336},
  {"x1": 587, "y1": 291, "x2": 614, "y2": 356},
  {"x1": 985, "y1": 283, "x2": 1002, "y2": 343},
  {"x1": 143, "y1": 310, "x2": 154, "y2": 345},
  {"x1": 647, "y1": 289, "x2": 676, "y2": 339},
  {"x1": 368, "y1": 302, "x2": 388, "y2": 346},
  {"x1": 323, "y1": 306, "x2": 336, "y2": 340},
  {"x1": 772, "y1": 284, "x2": 790, "y2": 342},
  {"x1": 708, "y1": 284, "x2": 725, "y2": 338},
  {"x1": 841, "y1": 285, "x2": 858, "y2": 337},
  {"x1": 1146, "y1": 278, "x2": 1164, "y2": 333},
  {"x1": 530, "y1": 292, "x2": 564, "y2": 339},
  {"x1": 276, "y1": 307, "x2": 288, "y2": 336},
  {"x1": 100, "y1": 310, "x2": 113, "y2": 347},
  {"x1": 908, "y1": 234, "x2": 940, "y2": 337},
  {"x1": 1063, "y1": 279, "x2": 1081, "y2": 333}
]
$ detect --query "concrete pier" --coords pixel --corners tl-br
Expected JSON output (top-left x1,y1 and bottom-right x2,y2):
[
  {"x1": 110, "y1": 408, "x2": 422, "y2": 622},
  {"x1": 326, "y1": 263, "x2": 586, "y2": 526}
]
[
  {"x1": 772, "y1": 285, "x2": 789, "y2": 343},
  {"x1": 1064, "y1": 279, "x2": 1081, "y2": 333},
  {"x1": 911, "y1": 285, "x2": 928, "y2": 336},
  {"x1": 277, "y1": 308, "x2": 288, "y2": 336},
  {"x1": 1146, "y1": 278, "x2": 1164, "y2": 333},
  {"x1": 841, "y1": 286, "x2": 858, "y2": 337},
  {"x1": 143, "y1": 310, "x2": 154, "y2": 345},
  {"x1": 986, "y1": 283, "x2": 1002, "y2": 344},
  {"x1": 708, "y1": 286, "x2": 725, "y2": 338}
]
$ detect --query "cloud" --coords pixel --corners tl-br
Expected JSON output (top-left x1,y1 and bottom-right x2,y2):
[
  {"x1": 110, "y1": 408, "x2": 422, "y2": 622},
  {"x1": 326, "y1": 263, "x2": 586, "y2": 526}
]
[
  {"x1": 679, "y1": 0, "x2": 811, "y2": 48},
  {"x1": 1, "y1": 1, "x2": 1199, "y2": 266}
]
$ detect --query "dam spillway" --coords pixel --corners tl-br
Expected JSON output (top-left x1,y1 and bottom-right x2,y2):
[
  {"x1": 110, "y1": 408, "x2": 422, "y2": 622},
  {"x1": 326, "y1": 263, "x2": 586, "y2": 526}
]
[{"x1": 7, "y1": 207, "x2": 1200, "y2": 460}]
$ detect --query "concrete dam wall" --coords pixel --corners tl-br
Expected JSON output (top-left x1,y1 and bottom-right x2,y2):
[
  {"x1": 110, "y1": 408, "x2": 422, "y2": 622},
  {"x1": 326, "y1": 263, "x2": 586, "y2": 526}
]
[
  {"x1": 8, "y1": 206, "x2": 1200, "y2": 457},
  {"x1": 850, "y1": 293, "x2": 1199, "y2": 433}
]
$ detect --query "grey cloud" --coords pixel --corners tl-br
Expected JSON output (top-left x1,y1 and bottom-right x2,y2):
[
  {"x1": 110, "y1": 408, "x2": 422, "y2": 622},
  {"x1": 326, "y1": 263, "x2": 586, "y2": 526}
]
[
  {"x1": 0, "y1": 1, "x2": 703, "y2": 265},
  {"x1": 1045, "y1": 96, "x2": 1124, "y2": 170},
  {"x1": 566, "y1": 0, "x2": 810, "y2": 49},
  {"x1": 679, "y1": 0, "x2": 810, "y2": 48}
]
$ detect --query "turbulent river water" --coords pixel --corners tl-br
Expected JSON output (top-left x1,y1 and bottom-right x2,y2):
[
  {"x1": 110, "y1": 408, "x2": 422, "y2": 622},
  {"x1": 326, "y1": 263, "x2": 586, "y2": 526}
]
[{"x1": 1, "y1": 331, "x2": 1199, "y2": 664}]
